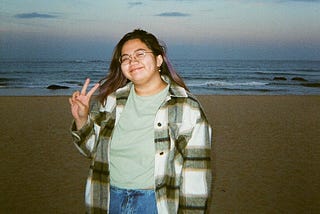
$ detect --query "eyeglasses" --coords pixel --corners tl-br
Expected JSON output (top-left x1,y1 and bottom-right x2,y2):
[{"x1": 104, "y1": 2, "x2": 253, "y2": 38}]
[{"x1": 119, "y1": 49, "x2": 153, "y2": 65}]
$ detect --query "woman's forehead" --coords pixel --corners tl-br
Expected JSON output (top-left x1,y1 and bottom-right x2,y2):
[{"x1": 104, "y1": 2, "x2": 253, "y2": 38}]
[{"x1": 121, "y1": 39, "x2": 149, "y2": 53}]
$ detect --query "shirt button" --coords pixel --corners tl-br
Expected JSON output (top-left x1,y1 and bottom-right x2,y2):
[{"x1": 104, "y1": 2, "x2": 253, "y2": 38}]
[{"x1": 157, "y1": 122, "x2": 162, "y2": 127}]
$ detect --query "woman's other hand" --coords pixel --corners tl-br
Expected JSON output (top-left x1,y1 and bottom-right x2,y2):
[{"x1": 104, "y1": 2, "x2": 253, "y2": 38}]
[{"x1": 69, "y1": 78, "x2": 99, "y2": 130}]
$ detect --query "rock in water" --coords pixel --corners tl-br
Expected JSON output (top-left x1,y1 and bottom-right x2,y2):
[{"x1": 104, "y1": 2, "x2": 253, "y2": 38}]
[
  {"x1": 292, "y1": 77, "x2": 307, "y2": 82},
  {"x1": 301, "y1": 83, "x2": 320, "y2": 88},
  {"x1": 273, "y1": 77, "x2": 287, "y2": 81},
  {"x1": 47, "y1": 85, "x2": 70, "y2": 90}
]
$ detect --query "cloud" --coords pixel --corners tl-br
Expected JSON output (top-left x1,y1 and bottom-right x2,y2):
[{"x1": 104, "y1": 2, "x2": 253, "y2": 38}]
[
  {"x1": 276, "y1": 0, "x2": 320, "y2": 2},
  {"x1": 128, "y1": 2, "x2": 143, "y2": 7},
  {"x1": 14, "y1": 12, "x2": 58, "y2": 19},
  {"x1": 231, "y1": 0, "x2": 320, "y2": 2},
  {"x1": 155, "y1": 12, "x2": 190, "y2": 17},
  {"x1": 286, "y1": 0, "x2": 320, "y2": 1},
  {"x1": 270, "y1": 0, "x2": 319, "y2": 1}
]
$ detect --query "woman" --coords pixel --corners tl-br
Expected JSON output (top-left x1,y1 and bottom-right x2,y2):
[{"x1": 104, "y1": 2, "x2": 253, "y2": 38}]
[{"x1": 69, "y1": 29, "x2": 212, "y2": 213}]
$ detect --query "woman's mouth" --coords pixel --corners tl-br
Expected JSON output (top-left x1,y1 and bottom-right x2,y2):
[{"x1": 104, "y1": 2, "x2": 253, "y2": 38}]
[{"x1": 130, "y1": 66, "x2": 143, "y2": 73}]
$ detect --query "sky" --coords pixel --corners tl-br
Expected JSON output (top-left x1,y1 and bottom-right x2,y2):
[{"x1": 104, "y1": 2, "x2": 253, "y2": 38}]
[{"x1": 1, "y1": 0, "x2": 320, "y2": 60}]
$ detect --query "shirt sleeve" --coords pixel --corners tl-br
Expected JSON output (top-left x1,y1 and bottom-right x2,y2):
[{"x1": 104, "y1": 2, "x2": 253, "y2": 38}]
[
  {"x1": 179, "y1": 103, "x2": 212, "y2": 213},
  {"x1": 70, "y1": 101, "x2": 102, "y2": 158}
]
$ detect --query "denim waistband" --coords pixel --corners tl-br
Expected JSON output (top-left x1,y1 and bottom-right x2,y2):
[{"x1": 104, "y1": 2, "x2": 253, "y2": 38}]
[
  {"x1": 109, "y1": 185, "x2": 158, "y2": 213},
  {"x1": 110, "y1": 185, "x2": 155, "y2": 194}
]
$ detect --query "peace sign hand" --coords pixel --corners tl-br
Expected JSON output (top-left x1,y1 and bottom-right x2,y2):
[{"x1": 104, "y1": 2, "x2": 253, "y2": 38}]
[{"x1": 69, "y1": 78, "x2": 99, "y2": 130}]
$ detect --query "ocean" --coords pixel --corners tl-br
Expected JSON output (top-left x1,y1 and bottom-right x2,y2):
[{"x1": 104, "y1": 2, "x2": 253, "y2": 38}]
[{"x1": 0, "y1": 59, "x2": 319, "y2": 96}]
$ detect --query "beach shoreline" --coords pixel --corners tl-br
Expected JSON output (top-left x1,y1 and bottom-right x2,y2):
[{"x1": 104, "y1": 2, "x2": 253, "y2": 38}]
[{"x1": 1, "y1": 95, "x2": 319, "y2": 213}]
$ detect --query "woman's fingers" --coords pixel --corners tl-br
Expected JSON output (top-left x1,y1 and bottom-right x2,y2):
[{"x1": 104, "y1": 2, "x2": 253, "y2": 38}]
[
  {"x1": 81, "y1": 78, "x2": 90, "y2": 95},
  {"x1": 87, "y1": 83, "x2": 100, "y2": 98},
  {"x1": 71, "y1": 91, "x2": 80, "y2": 100},
  {"x1": 68, "y1": 97, "x2": 74, "y2": 106},
  {"x1": 69, "y1": 97, "x2": 80, "y2": 119},
  {"x1": 80, "y1": 78, "x2": 99, "y2": 98}
]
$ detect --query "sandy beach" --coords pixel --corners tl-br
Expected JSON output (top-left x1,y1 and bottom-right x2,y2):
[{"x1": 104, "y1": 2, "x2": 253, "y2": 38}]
[{"x1": 0, "y1": 95, "x2": 319, "y2": 213}]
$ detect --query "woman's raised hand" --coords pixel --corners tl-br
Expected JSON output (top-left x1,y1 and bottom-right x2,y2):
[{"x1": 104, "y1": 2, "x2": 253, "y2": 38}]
[{"x1": 69, "y1": 78, "x2": 99, "y2": 130}]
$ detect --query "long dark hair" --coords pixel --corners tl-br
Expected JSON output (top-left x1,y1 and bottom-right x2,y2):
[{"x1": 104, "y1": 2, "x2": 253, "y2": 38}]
[{"x1": 98, "y1": 29, "x2": 188, "y2": 103}]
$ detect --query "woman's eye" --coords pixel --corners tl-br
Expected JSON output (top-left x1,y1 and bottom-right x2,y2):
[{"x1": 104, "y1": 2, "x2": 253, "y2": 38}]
[
  {"x1": 122, "y1": 57, "x2": 130, "y2": 62},
  {"x1": 136, "y1": 52, "x2": 145, "y2": 57}
]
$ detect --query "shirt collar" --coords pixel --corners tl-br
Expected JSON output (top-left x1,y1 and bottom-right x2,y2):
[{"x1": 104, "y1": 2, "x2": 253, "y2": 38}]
[
  {"x1": 161, "y1": 75, "x2": 188, "y2": 98},
  {"x1": 115, "y1": 75, "x2": 188, "y2": 99}
]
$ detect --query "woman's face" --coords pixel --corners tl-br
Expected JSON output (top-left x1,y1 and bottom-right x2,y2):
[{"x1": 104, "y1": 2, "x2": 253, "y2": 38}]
[{"x1": 120, "y1": 39, "x2": 163, "y2": 88}]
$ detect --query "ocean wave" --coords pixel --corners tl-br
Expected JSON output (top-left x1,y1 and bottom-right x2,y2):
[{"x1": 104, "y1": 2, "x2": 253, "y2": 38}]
[
  {"x1": 69, "y1": 59, "x2": 107, "y2": 63},
  {"x1": 188, "y1": 81, "x2": 267, "y2": 87}
]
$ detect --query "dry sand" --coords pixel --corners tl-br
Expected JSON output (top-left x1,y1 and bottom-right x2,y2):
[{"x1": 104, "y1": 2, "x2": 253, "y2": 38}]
[{"x1": 0, "y1": 95, "x2": 319, "y2": 213}]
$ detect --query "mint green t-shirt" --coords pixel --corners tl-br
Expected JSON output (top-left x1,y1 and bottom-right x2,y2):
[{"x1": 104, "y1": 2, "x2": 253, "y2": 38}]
[{"x1": 109, "y1": 84, "x2": 169, "y2": 189}]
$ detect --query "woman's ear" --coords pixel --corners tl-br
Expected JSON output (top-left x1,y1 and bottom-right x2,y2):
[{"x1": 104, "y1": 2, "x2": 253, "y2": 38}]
[{"x1": 156, "y1": 55, "x2": 163, "y2": 67}]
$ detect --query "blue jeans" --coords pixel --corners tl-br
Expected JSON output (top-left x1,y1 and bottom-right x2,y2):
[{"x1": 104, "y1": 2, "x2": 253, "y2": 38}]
[{"x1": 109, "y1": 185, "x2": 158, "y2": 214}]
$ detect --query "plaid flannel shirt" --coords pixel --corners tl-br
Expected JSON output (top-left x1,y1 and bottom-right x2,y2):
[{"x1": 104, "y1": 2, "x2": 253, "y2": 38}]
[{"x1": 71, "y1": 76, "x2": 212, "y2": 213}]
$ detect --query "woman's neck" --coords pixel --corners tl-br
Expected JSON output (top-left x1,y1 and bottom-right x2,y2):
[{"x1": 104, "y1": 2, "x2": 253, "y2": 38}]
[{"x1": 134, "y1": 80, "x2": 167, "y2": 96}]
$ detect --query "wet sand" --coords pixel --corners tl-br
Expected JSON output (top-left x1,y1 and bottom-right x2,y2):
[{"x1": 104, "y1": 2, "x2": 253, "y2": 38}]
[{"x1": 0, "y1": 96, "x2": 319, "y2": 213}]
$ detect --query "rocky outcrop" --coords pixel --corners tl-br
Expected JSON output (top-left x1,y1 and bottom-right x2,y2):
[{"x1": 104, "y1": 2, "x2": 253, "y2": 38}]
[{"x1": 47, "y1": 85, "x2": 70, "y2": 90}]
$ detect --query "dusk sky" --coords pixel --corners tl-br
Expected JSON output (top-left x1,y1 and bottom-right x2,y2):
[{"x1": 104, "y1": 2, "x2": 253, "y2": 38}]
[{"x1": 1, "y1": 0, "x2": 320, "y2": 60}]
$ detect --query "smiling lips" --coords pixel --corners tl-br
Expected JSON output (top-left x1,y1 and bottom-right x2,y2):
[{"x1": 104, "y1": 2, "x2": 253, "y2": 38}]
[{"x1": 129, "y1": 66, "x2": 143, "y2": 73}]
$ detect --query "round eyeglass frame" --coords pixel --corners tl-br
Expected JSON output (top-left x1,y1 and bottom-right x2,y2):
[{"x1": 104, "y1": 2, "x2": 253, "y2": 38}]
[{"x1": 119, "y1": 49, "x2": 153, "y2": 65}]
